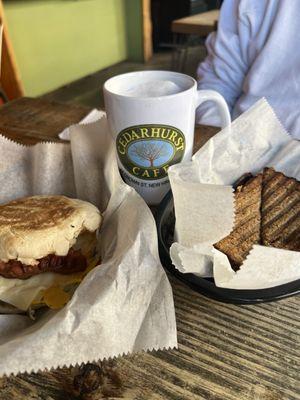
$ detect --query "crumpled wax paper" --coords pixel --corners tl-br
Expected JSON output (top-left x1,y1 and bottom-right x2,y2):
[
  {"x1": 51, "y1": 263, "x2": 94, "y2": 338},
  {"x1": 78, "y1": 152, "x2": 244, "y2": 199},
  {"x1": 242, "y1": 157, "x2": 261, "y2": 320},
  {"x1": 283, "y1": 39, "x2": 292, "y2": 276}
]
[
  {"x1": 0, "y1": 112, "x2": 177, "y2": 375},
  {"x1": 169, "y1": 98, "x2": 300, "y2": 289}
]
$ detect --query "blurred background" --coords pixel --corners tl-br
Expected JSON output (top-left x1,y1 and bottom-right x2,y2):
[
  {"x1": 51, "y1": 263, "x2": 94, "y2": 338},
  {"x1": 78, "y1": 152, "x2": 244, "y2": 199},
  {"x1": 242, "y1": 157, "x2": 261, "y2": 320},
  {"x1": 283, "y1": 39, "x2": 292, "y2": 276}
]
[{"x1": 1, "y1": 0, "x2": 221, "y2": 108}]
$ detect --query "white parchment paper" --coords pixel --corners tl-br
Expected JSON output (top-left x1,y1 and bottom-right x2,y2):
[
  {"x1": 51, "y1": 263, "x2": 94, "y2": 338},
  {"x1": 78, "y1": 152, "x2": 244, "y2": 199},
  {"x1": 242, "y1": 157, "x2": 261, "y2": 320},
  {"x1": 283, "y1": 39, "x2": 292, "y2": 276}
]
[
  {"x1": 169, "y1": 98, "x2": 300, "y2": 289},
  {"x1": 0, "y1": 114, "x2": 177, "y2": 375}
]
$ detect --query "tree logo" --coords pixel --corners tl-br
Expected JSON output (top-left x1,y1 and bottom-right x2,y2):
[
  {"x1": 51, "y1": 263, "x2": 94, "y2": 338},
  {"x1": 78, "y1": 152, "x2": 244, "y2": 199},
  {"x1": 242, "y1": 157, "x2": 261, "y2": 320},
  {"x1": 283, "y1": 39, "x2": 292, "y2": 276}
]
[{"x1": 116, "y1": 124, "x2": 185, "y2": 180}]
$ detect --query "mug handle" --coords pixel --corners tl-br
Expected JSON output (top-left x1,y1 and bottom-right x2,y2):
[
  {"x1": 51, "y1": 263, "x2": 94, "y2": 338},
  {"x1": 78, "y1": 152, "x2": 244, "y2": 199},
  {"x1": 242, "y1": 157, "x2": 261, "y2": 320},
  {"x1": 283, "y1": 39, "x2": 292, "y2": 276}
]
[{"x1": 196, "y1": 89, "x2": 231, "y2": 128}]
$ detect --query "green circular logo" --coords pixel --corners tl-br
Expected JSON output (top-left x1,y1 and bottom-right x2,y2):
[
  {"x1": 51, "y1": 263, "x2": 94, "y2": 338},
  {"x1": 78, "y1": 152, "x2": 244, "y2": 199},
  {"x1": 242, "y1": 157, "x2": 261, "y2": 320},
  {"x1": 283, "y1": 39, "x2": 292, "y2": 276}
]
[{"x1": 116, "y1": 124, "x2": 185, "y2": 180}]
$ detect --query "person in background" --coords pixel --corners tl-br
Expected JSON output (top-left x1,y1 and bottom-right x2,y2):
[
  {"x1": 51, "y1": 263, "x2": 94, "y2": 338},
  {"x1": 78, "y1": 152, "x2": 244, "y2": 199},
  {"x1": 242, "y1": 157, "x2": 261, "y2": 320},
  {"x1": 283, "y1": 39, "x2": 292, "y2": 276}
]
[{"x1": 196, "y1": 0, "x2": 300, "y2": 139}]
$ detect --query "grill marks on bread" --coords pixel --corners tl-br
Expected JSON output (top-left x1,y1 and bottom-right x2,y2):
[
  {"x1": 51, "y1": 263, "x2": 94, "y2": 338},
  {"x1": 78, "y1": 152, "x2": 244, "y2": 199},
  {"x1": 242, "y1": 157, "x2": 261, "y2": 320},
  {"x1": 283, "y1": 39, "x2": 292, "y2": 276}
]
[
  {"x1": 261, "y1": 168, "x2": 300, "y2": 251},
  {"x1": 214, "y1": 174, "x2": 262, "y2": 269},
  {"x1": 214, "y1": 168, "x2": 300, "y2": 269},
  {"x1": 0, "y1": 197, "x2": 75, "y2": 230},
  {"x1": 0, "y1": 195, "x2": 101, "y2": 268}
]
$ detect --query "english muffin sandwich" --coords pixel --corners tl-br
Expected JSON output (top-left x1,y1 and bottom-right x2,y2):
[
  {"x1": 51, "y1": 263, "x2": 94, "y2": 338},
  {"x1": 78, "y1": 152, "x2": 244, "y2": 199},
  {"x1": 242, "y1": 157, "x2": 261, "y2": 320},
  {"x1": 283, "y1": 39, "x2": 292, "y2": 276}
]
[{"x1": 0, "y1": 195, "x2": 102, "y2": 311}]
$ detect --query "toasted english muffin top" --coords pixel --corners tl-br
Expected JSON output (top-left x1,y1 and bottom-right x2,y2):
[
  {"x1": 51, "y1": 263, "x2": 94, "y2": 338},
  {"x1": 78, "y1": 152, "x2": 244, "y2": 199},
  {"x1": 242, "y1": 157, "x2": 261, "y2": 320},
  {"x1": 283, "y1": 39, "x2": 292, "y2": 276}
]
[{"x1": 0, "y1": 195, "x2": 101, "y2": 265}]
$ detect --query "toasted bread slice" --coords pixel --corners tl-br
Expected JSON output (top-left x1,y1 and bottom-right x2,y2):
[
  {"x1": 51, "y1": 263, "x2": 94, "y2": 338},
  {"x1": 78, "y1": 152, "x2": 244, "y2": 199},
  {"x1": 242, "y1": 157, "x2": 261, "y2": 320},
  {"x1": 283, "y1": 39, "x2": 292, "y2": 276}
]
[
  {"x1": 214, "y1": 174, "x2": 263, "y2": 269},
  {"x1": 261, "y1": 168, "x2": 300, "y2": 251}
]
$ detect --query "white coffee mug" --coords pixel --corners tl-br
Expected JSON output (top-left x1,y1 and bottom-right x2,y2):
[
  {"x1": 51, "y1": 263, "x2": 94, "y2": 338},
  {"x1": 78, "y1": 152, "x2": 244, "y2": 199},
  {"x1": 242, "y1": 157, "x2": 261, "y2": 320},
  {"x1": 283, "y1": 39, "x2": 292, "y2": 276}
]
[{"x1": 104, "y1": 70, "x2": 230, "y2": 205}]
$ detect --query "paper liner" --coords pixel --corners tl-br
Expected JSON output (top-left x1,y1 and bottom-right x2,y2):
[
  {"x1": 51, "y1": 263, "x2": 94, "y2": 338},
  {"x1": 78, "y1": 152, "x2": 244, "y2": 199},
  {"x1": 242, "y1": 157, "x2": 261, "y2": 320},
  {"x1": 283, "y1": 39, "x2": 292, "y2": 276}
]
[
  {"x1": 169, "y1": 98, "x2": 300, "y2": 289},
  {"x1": 5, "y1": 345, "x2": 178, "y2": 377},
  {"x1": 59, "y1": 109, "x2": 105, "y2": 140},
  {"x1": 214, "y1": 246, "x2": 300, "y2": 289},
  {"x1": 0, "y1": 114, "x2": 177, "y2": 376},
  {"x1": 170, "y1": 242, "x2": 214, "y2": 277}
]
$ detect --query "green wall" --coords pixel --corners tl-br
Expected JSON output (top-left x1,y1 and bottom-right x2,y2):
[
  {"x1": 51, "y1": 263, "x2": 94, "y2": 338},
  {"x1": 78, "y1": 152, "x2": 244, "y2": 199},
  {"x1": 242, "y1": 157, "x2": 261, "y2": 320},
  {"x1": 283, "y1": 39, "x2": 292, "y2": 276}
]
[
  {"x1": 4, "y1": 0, "x2": 143, "y2": 96},
  {"x1": 124, "y1": 0, "x2": 142, "y2": 62}
]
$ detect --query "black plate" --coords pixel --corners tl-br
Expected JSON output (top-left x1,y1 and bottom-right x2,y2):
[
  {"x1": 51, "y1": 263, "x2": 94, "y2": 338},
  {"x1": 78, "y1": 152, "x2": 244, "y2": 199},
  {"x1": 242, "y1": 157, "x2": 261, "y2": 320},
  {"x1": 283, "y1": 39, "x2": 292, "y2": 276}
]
[{"x1": 156, "y1": 190, "x2": 300, "y2": 304}]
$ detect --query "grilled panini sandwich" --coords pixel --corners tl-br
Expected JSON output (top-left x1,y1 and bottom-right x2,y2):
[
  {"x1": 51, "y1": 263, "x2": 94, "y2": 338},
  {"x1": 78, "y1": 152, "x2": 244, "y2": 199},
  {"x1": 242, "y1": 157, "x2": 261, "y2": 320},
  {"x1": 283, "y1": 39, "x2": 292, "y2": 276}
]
[
  {"x1": 214, "y1": 168, "x2": 300, "y2": 269},
  {"x1": 261, "y1": 168, "x2": 300, "y2": 251},
  {"x1": 214, "y1": 173, "x2": 262, "y2": 269}
]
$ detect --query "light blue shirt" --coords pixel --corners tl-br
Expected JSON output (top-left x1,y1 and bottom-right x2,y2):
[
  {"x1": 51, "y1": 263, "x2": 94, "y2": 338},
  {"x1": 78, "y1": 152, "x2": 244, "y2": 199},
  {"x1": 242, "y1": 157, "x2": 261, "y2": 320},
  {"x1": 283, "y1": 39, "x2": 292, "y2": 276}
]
[{"x1": 197, "y1": 0, "x2": 300, "y2": 139}]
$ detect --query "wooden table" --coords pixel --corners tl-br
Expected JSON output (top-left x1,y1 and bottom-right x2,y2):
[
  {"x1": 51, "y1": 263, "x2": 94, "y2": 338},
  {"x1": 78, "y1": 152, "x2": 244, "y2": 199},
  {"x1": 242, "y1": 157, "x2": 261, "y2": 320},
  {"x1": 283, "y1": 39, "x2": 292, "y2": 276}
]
[
  {"x1": 172, "y1": 10, "x2": 219, "y2": 37},
  {"x1": 0, "y1": 98, "x2": 299, "y2": 400},
  {"x1": 171, "y1": 10, "x2": 219, "y2": 72}
]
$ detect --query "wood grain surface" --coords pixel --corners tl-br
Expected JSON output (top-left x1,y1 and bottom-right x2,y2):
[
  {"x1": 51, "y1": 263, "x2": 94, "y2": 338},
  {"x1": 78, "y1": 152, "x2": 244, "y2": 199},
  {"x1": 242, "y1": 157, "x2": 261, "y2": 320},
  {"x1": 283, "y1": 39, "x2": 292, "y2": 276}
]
[
  {"x1": 171, "y1": 10, "x2": 219, "y2": 36},
  {"x1": 0, "y1": 0, "x2": 25, "y2": 100},
  {"x1": 0, "y1": 97, "x2": 89, "y2": 144},
  {"x1": 0, "y1": 98, "x2": 298, "y2": 400}
]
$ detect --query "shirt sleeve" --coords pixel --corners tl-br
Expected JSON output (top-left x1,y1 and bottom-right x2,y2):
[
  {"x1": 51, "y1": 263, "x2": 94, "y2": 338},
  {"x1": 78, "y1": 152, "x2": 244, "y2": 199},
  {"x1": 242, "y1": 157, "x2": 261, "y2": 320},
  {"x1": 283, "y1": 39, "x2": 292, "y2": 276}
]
[{"x1": 196, "y1": 0, "x2": 252, "y2": 126}]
